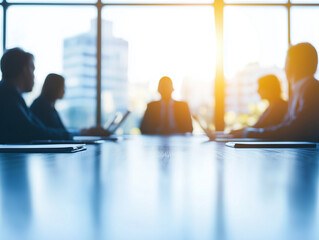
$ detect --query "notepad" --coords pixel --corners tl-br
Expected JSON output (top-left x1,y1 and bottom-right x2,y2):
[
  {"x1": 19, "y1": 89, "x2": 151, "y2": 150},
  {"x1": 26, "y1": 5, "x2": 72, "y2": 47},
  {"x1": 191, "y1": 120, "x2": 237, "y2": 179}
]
[
  {"x1": 73, "y1": 136, "x2": 118, "y2": 142},
  {"x1": 226, "y1": 141, "x2": 317, "y2": 148},
  {"x1": 32, "y1": 139, "x2": 104, "y2": 145},
  {"x1": 215, "y1": 138, "x2": 262, "y2": 143},
  {"x1": 31, "y1": 136, "x2": 118, "y2": 145},
  {"x1": 0, "y1": 144, "x2": 87, "y2": 153}
]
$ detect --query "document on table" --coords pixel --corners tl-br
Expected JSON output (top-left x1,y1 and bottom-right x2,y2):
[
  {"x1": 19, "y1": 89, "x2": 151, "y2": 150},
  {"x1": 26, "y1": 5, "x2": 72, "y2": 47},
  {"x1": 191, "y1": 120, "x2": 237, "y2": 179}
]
[
  {"x1": 31, "y1": 139, "x2": 104, "y2": 145},
  {"x1": 0, "y1": 144, "x2": 87, "y2": 153},
  {"x1": 226, "y1": 141, "x2": 317, "y2": 148}
]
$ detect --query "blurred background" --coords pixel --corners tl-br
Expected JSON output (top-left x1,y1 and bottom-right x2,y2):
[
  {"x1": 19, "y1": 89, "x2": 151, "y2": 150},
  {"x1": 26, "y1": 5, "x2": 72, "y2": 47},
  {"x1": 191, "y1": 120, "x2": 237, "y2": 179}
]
[{"x1": 2, "y1": 0, "x2": 318, "y2": 134}]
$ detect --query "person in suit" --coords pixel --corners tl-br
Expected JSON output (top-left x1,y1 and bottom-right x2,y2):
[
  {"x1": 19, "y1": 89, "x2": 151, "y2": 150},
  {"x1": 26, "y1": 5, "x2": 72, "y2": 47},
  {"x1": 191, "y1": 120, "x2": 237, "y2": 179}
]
[
  {"x1": 30, "y1": 73, "x2": 66, "y2": 130},
  {"x1": 231, "y1": 74, "x2": 288, "y2": 137},
  {"x1": 0, "y1": 48, "x2": 70, "y2": 143},
  {"x1": 253, "y1": 74, "x2": 288, "y2": 128},
  {"x1": 140, "y1": 76, "x2": 193, "y2": 135},
  {"x1": 244, "y1": 42, "x2": 319, "y2": 141},
  {"x1": 0, "y1": 48, "x2": 109, "y2": 143}
]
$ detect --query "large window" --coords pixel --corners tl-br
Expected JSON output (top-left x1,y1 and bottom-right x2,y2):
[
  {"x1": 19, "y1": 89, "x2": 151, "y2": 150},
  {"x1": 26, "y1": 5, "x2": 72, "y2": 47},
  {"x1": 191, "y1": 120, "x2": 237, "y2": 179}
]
[
  {"x1": 6, "y1": 6, "x2": 96, "y2": 129},
  {"x1": 1, "y1": 1, "x2": 319, "y2": 132},
  {"x1": 291, "y1": 7, "x2": 319, "y2": 78},
  {"x1": 102, "y1": 6, "x2": 215, "y2": 133},
  {"x1": 224, "y1": 6, "x2": 288, "y2": 130}
]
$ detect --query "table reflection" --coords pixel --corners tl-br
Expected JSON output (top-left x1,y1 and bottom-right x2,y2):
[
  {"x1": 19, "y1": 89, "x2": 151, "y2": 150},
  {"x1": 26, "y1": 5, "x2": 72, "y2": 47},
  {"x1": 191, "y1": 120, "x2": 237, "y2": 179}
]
[
  {"x1": 287, "y1": 151, "x2": 319, "y2": 239},
  {"x1": 0, "y1": 155, "x2": 32, "y2": 238},
  {"x1": 0, "y1": 136, "x2": 318, "y2": 240}
]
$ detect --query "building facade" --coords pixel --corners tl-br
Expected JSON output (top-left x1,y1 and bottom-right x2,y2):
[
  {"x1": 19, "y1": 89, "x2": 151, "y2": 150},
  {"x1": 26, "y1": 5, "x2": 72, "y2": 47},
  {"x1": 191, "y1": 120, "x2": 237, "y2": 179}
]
[{"x1": 61, "y1": 19, "x2": 128, "y2": 129}]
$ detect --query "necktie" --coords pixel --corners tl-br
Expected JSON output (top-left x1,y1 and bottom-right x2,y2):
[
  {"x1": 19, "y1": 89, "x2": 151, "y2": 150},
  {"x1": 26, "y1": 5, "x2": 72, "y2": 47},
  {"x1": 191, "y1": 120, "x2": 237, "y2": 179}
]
[{"x1": 163, "y1": 103, "x2": 170, "y2": 134}]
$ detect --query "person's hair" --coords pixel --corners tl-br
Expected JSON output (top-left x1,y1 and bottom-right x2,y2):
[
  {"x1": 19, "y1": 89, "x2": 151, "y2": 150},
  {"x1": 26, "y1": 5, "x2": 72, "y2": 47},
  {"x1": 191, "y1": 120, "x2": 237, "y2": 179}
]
[
  {"x1": 287, "y1": 42, "x2": 318, "y2": 76},
  {"x1": 1, "y1": 47, "x2": 34, "y2": 80},
  {"x1": 258, "y1": 74, "x2": 282, "y2": 97},
  {"x1": 41, "y1": 73, "x2": 65, "y2": 101}
]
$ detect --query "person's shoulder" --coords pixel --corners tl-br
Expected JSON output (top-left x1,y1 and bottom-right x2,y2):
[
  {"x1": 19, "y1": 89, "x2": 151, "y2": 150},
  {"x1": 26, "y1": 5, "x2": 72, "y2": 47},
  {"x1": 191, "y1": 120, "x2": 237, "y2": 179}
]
[
  {"x1": 30, "y1": 96, "x2": 41, "y2": 108},
  {"x1": 147, "y1": 100, "x2": 160, "y2": 107},
  {"x1": 0, "y1": 81, "x2": 18, "y2": 101},
  {"x1": 272, "y1": 98, "x2": 288, "y2": 113},
  {"x1": 305, "y1": 77, "x2": 319, "y2": 88},
  {"x1": 0, "y1": 81, "x2": 11, "y2": 94},
  {"x1": 30, "y1": 96, "x2": 50, "y2": 110},
  {"x1": 302, "y1": 77, "x2": 319, "y2": 95},
  {"x1": 277, "y1": 98, "x2": 288, "y2": 106},
  {"x1": 312, "y1": 77, "x2": 319, "y2": 87},
  {"x1": 0, "y1": 82, "x2": 5, "y2": 94},
  {"x1": 0, "y1": 82, "x2": 5, "y2": 104},
  {"x1": 174, "y1": 100, "x2": 189, "y2": 107}
]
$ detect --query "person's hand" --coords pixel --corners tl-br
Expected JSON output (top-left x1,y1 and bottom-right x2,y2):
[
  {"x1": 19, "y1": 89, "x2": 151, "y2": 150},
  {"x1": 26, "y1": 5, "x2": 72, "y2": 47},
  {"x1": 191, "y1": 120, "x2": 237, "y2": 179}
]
[
  {"x1": 80, "y1": 126, "x2": 111, "y2": 137},
  {"x1": 243, "y1": 127, "x2": 264, "y2": 138},
  {"x1": 192, "y1": 114, "x2": 215, "y2": 140},
  {"x1": 230, "y1": 129, "x2": 244, "y2": 138},
  {"x1": 204, "y1": 129, "x2": 215, "y2": 140}
]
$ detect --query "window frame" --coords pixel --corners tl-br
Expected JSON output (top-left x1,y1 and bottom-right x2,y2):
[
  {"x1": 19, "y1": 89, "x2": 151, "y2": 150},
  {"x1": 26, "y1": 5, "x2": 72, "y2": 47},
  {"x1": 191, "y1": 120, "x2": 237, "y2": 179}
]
[{"x1": 1, "y1": 0, "x2": 319, "y2": 130}]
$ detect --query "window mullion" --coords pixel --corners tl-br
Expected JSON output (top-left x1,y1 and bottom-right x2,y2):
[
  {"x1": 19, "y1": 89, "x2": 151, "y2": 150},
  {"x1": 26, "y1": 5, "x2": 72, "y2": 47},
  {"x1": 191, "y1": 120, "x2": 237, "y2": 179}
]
[
  {"x1": 96, "y1": 0, "x2": 102, "y2": 126},
  {"x1": 214, "y1": 0, "x2": 225, "y2": 131}
]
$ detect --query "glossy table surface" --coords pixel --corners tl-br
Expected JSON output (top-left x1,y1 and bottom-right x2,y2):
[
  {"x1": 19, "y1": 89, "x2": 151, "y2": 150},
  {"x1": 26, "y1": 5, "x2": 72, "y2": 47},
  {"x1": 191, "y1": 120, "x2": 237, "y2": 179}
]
[{"x1": 1, "y1": 135, "x2": 319, "y2": 240}]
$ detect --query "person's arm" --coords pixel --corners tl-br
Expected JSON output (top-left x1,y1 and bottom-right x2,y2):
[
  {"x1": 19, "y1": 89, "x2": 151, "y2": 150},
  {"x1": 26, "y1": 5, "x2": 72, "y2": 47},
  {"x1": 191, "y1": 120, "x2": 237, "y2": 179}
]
[
  {"x1": 182, "y1": 102, "x2": 193, "y2": 133},
  {"x1": 246, "y1": 83, "x2": 319, "y2": 140},
  {"x1": 253, "y1": 101, "x2": 288, "y2": 129},
  {"x1": 31, "y1": 100, "x2": 61, "y2": 129},
  {"x1": 140, "y1": 104, "x2": 155, "y2": 134},
  {"x1": 80, "y1": 126, "x2": 111, "y2": 136},
  {"x1": 253, "y1": 107, "x2": 271, "y2": 128},
  {"x1": 4, "y1": 100, "x2": 71, "y2": 142},
  {"x1": 230, "y1": 105, "x2": 279, "y2": 137}
]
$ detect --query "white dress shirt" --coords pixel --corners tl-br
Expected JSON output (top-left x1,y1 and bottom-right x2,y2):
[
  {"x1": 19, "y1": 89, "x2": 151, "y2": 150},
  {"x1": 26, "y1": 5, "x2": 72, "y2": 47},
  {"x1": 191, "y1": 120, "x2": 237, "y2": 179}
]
[{"x1": 289, "y1": 77, "x2": 311, "y2": 120}]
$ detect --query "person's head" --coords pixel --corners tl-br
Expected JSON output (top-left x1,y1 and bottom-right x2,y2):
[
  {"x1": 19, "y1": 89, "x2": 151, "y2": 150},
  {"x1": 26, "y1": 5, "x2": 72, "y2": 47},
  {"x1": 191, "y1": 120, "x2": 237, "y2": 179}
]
[
  {"x1": 41, "y1": 73, "x2": 65, "y2": 102},
  {"x1": 158, "y1": 76, "x2": 174, "y2": 101},
  {"x1": 1, "y1": 47, "x2": 35, "y2": 92},
  {"x1": 285, "y1": 42, "x2": 318, "y2": 84},
  {"x1": 257, "y1": 74, "x2": 282, "y2": 101}
]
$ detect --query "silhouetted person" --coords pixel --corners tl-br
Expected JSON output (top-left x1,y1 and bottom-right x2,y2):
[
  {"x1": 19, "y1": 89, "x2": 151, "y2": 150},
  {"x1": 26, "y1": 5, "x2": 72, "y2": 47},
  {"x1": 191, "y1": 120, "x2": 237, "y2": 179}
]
[
  {"x1": 231, "y1": 74, "x2": 288, "y2": 137},
  {"x1": 253, "y1": 74, "x2": 288, "y2": 128},
  {"x1": 30, "y1": 73, "x2": 66, "y2": 130},
  {"x1": 0, "y1": 48, "x2": 71, "y2": 143},
  {"x1": 140, "y1": 76, "x2": 193, "y2": 135},
  {"x1": 245, "y1": 42, "x2": 319, "y2": 141},
  {"x1": 0, "y1": 48, "x2": 109, "y2": 143},
  {"x1": 30, "y1": 73, "x2": 111, "y2": 136}
]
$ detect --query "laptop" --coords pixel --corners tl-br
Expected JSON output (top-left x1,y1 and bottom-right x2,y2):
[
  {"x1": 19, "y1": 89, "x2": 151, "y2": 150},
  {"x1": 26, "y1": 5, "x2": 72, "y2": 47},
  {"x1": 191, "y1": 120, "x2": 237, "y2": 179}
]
[
  {"x1": 192, "y1": 115, "x2": 267, "y2": 142},
  {"x1": 104, "y1": 110, "x2": 131, "y2": 135},
  {"x1": 32, "y1": 111, "x2": 130, "y2": 145},
  {"x1": 75, "y1": 110, "x2": 130, "y2": 142},
  {"x1": 192, "y1": 115, "x2": 234, "y2": 140}
]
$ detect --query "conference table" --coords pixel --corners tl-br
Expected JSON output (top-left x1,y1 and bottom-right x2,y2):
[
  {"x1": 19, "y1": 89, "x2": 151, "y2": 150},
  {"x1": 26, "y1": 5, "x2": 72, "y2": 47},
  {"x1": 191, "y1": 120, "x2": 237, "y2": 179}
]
[{"x1": 1, "y1": 135, "x2": 319, "y2": 240}]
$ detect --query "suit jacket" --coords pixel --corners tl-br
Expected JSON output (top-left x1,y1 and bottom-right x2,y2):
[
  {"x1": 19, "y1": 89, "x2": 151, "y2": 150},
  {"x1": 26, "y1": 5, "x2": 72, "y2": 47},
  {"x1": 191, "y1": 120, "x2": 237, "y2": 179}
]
[
  {"x1": 253, "y1": 98, "x2": 288, "y2": 128},
  {"x1": 30, "y1": 95, "x2": 66, "y2": 130},
  {"x1": 0, "y1": 80, "x2": 71, "y2": 143},
  {"x1": 254, "y1": 77, "x2": 319, "y2": 141},
  {"x1": 140, "y1": 100, "x2": 193, "y2": 135}
]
